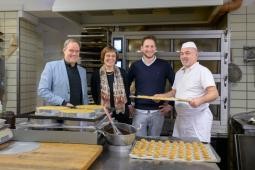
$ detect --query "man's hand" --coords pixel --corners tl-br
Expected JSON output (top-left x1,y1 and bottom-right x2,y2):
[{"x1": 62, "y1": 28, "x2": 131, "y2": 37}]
[
  {"x1": 153, "y1": 94, "x2": 166, "y2": 103},
  {"x1": 159, "y1": 103, "x2": 173, "y2": 116},
  {"x1": 189, "y1": 98, "x2": 203, "y2": 108},
  {"x1": 66, "y1": 102, "x2": 74, "y2": 107}
]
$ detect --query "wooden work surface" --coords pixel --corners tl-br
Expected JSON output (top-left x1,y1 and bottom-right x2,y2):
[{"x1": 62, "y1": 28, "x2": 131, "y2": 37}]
[{"x1": 0, "y1": 142, "x2": 103, "y2": 170}]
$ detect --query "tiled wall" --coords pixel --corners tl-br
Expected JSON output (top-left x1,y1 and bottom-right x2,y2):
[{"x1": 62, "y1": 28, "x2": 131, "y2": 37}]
[
  {"x1": 0, "y1": 11, "x2": 18, "y2": 113},
  {"x1": 229, "y1": 4, "x2": 255, "y2": 115},
  {"x1": 36, "y1": 24, "x2": 67, "y2": 106},
  {"x1": 19, "y1": 18, "x2": 43, "y2": 113}
]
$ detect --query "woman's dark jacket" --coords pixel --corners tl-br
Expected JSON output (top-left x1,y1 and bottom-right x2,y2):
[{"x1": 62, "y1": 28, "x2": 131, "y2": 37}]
[{"x1": 91, "y1": 68, "x2": 131, "y2": 124}]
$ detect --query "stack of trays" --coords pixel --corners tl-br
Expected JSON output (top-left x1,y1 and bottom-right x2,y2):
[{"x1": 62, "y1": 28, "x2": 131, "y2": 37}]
[
  {"x1": 61, "y1": 108, "x2": 95, "y2": 118},
  {"x1": 36, "y1": 106, "x2": 68, "y2": 117},
  {"x1": 129, "y1": 139, "x2": 219, "y2": 162},
  {"x1": 35, "y1": 105, "x2": 104, "y2": 119}
]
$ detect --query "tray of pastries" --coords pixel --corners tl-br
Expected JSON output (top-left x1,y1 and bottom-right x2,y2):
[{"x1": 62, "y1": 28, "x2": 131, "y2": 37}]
[
  {"x1": 130, "y1": 95, "x2": 190, "y2": 102},
  {"x1": 129, "y1": 139, "x2": 220, "y2": 162},
  {"x1": 35, "y1": 105, "x2": 104, "y2": 119}
]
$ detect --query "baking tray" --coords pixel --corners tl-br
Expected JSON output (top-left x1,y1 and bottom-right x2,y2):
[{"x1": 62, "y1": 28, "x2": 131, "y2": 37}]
[
  {"x1": 34, "y1": 110, "x2": 104, "y2": 120},
  {"x1": 130, "y1": 95, "x2": 190, "y2": 102},
  {"x1": 19, "y1": 112, "x2": 105, "y2": 122},
  {"x1": 129, "y1": 138, "x2": 220, "y2": 163}
]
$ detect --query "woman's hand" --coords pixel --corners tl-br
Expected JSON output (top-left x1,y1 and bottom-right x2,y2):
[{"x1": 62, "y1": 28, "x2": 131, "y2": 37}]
[{"x1": 128, "y1": 104, "x2": 136, "y2": 118}]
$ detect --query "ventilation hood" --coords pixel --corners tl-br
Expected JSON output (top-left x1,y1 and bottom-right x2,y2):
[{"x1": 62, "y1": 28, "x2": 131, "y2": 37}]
[{"x1": 52, "y1": 0, "x2": 224, "y2": 26}]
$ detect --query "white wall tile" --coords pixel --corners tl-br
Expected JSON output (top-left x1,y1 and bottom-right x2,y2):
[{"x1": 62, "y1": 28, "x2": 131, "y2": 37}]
[
  {"x1": 247, "y1": 32, "x2": 255, "y2": 39},
  {"x1": 230, "y1": 82, "x2": 247, "y2": 91},
  {"x1": 6, "y1": 86, "x2": 16, "y2": 93},
  {"x1": 248, "y1": 92, "x2": 255, "y2": 99},
  {"x1": 7, "y1": 93, "x2": 16, "y2": 100},
  {"x1": 230, "y1": 23, "x2": 247, "y2": 31},
  {"x1": 4, "y1": 19, "x2": 17, "y2": 27},
  {"x1": 229, "y1": 108, "x2": 247, "y2": 116},
  {"x1": 231, "y1": 31, "x2": 246, "y2": 40},
  {"x1": 4, "y1": 12, "x2": 17, "y2": 19},
  {"x1": 0, "y1": 12, "x2": 4, "y2": 18},
  {"x1": 6, "y1": 100, "x2": 16, "y2": 108},
  {"x1": 5, "y1": 63, "x2": 17, "y2": 71},
  {"x1": 231, "y1": 40, "x2": 247, "y2": 48},
  {"x1": 231, "y1": 8, "x2": 247, "y2": 15},
  {"x1": 247, "y1": 22, "x2": 255, "y2": 31},
  {"x1": 230, "y1": 91, "x2": 247, "y2": 99},
  {"x1": 4, "y1": 27, "x2": 17, "y2": 34},
  {"x1": 231, "y1": 48, "x2": 243, "y2": 56},
  {"x1": 248, "y1": 100, "x2": 255, "y2": 108},
  {"x1": 229, "y1": 15, "x2": 246, "y2": 23},
  {"x1": 230, "y1": 99, "x2": 247, "y2": 108},
  {"x1": 6, "y1": 70, "x2": 16, "y2": 78},
  {"x1": 248, "y1": 14, "x2": 255, "y2": 22},
  {"x1": 248, "y1": 82, "x2": 255, "y2": 91},
  {"x1": 6, "y1": 78, "x2": 16, "y2": 86},
  {"x1": 247, "y1": 5, "x2": 255, "y2": 14}
]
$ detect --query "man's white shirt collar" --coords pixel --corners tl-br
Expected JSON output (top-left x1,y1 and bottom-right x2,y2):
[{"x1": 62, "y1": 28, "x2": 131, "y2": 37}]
[
  {"x1": 180, "y1": 62, "x2": 199, "y2": 73},
  {"x1": 142, "y1": 56, "x2": 157, "y2": 66}
]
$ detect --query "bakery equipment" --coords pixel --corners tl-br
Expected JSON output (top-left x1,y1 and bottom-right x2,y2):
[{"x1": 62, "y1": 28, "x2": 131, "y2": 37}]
[
  {"x1": 103, "y1": 107, "x2": 122, "y2": 135},
  {"x1": 100, "y1": 122, "x2": 136, "y2": 146},
  {"x1": 13, "y1": 106, "x2": 108, "y2": 144},
  {"x1": 130, "y1": 95, "x2": 191, "y2": 102},
  {"x1": 231, "y1": 111, "x2": 255, "y2": 134},
  {"x1": 129, "y1": 138, "x2": 220, "y2": 163},
  {"x1": 0, "y1": 142, "x2": 103, "y2": 170},
  {"x1": 0, "y1": 119, "x2": 13, "y2": 145}
]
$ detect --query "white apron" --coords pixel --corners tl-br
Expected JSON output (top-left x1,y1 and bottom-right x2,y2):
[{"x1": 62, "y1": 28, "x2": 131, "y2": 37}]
[{"x1": 173, "y1": 102, "x2": 213, "y2": 143}]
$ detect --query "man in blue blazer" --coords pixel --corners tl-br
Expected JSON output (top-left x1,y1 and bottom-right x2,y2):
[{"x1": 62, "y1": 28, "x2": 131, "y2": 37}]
[{"x1": 38, "y1": 39, "x2": 88, "y2": 106}]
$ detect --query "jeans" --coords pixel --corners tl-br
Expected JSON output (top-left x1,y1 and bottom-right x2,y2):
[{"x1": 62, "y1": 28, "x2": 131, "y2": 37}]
[{"x1": 132, "y1": 109, "x2": 164, "y2": 137}]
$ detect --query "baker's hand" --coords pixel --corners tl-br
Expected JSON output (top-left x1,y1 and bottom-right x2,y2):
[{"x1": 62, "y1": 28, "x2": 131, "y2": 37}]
[
  {"x1": 189, "y1": 97, "x2": 203, "y2": 108},
  {"x1": 159, "y1": 103, "x2": 173, "y2": 116}
]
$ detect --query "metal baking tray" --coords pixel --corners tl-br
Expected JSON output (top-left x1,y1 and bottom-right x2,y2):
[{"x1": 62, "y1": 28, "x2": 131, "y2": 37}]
[
  {"x1": 18, "y1": 112, "x2": 105, "y2": 122},
  {"x1": 129, "y1": 137, "x2": 220, "y2": 163}
]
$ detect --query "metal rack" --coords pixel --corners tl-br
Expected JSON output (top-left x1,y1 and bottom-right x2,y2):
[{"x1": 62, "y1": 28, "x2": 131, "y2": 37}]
[
  {"x1": 68, "y1": 27, "x2": 110, "y2": 103},
  {"x1": 0, "y1": 31, "x2": 5, "y2": 110}
]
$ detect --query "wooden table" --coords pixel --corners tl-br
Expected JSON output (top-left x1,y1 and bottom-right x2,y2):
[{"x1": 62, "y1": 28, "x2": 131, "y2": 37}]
[{"x1": 0, "y1": 142, "x2": 103, "y2": 170}]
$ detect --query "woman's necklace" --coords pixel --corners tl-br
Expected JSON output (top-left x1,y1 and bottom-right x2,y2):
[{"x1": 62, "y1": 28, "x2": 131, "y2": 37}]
[{"x1": 106, "y1": 71, "x2": 114, "y2": 75}]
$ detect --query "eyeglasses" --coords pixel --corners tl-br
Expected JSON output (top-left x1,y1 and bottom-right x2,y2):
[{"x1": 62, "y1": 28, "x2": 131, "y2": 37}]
[{"x1": 69, "y1": 49, "x2": 80, "y2": 54}]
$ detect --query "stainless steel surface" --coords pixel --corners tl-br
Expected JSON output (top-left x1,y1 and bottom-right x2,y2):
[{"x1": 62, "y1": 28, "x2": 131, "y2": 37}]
[
  {"x1": 0, "y1": 119, "x2": 5, "y2": 127},
  {"x1": 13, "y1": 126, "x2": 102, "y2": 144},
  {"x1": 30, "y1": 118, "x2": 58, "y2": 125},
  {"x1": 107, "y1": 144, "x2": 132, "y2": 153},
  {"x1": 0, "y1": 141, "x2": 39, "y2": 155},
  {"x1": 89, "y1": 145, "x2": 220, "y2": 170},
  {"x1": 102, "y1": 123, "x2": 136, "y2": 146}
]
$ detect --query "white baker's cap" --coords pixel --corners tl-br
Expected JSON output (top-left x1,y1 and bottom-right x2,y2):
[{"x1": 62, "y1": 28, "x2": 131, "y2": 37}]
[{"x1": 181, "y1": 41, "x2": 197, "y2": 49}]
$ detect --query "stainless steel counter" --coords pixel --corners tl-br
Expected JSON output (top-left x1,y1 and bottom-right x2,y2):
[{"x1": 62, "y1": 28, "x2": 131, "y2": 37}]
[{"x1": 89, "y1": 145, "x2": 220, "y2": 170}]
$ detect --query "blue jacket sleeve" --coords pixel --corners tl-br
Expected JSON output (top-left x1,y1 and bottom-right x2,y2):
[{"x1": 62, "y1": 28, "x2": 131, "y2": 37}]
[{"x1": 37, "y1": 63, "x2": 65, "y2": 105}]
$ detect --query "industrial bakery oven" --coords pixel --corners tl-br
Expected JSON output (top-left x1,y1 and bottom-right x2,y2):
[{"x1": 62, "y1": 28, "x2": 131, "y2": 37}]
[{"x1": 112, "y1": 30, "x2": 230, "y2": 137}]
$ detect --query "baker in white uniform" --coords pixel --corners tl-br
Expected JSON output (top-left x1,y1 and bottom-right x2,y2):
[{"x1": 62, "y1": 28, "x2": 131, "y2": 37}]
[{"x1": 154, "y1": 41, "x2": 219, "y2": 143}]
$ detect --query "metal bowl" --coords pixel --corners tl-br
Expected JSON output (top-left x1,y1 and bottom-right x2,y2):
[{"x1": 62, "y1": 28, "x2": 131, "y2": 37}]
[{"x1": 100, "y1": 123, "x2": 136, "y2": 146}]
